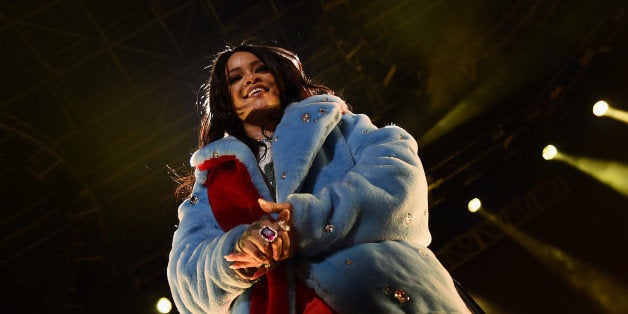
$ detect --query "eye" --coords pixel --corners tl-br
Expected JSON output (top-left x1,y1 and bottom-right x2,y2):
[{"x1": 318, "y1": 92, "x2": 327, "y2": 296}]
[
  {"x1": 228, "y1": 74, "x2": 242, "y2": 85},
  {"x1": 255, "y1": 65, "x2": 269, "y2": 73}
]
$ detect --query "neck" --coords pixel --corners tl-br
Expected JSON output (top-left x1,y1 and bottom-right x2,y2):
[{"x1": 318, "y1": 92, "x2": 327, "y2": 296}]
[{"x1": 243, "y1": 123, "x2": 276, "y2": 141}]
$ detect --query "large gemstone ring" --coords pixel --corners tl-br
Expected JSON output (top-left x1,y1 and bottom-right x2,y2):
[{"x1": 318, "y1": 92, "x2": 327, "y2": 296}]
[{"x1": 259, "y1": 226, "x2": 278, "y2": 243}]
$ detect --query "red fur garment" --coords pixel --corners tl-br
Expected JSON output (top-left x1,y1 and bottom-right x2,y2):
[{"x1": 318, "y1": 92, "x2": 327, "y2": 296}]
[{"x1": 198, "y1": 155, "x2": 266, "y2": 231}]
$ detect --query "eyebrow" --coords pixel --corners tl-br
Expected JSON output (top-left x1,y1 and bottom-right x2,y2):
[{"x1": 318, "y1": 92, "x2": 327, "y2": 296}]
[{"x1": 227, "y1": 60, "x2": 264, "y2": 74}]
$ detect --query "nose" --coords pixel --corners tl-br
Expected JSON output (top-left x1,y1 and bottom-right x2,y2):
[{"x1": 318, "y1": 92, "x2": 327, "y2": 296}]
[{"x1": 244, "y1": 73, "x2": 260, "y2": 86}]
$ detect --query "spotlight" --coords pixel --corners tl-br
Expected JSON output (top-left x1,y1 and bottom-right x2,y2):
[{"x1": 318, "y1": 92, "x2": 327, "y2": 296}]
[
  {"x1": 592, "y1": 101, "x2": 628, "y2": 124},
  {"x1": 468, "y1": 198, "x2": 482, "y2": 213},
  {"x1": 156, "y1": 297, "x2": 172, "y2": 313},
  {"x1": 593, "y1": 100, "x2": 609, "y2": 116},
  {"x1": 542, "y1": 145, "x2": 558, "y2": 160}
]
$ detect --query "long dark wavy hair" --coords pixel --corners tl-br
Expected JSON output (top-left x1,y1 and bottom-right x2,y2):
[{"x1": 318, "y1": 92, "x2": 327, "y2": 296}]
[{"x1": 175, "y1": 42, "x2": 333, "y2": 197}]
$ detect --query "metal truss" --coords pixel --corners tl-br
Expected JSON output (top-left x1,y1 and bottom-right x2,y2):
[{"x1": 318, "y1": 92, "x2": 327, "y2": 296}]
[{"x1": 436, "y1": 174, "x2": 571, "y2": 271}]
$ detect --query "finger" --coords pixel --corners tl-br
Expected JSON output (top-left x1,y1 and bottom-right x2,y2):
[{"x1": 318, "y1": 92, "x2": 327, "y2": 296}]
[
  {"x1": 280, "y1": 231, "x2": 292, "y2": 259},
  {"x1": 249, "y1": 230, "x2": 272, "y2": 261},
  {"x1": 258, "y1": 199, "x2": 292, "y2": 214},
  {"x1": 250, "y1": 267, "x2": 269, "y2": 281},
  {"x1": 265, "y1": 239, "x2": 274, "y2": 262},
  {"x1": 229, "y1": 260, "x2": 263, "y2": 269},
  {"x1": 277, "y1": 209, "x2": 291, "y2": 223},
  {"x1": 225, "y1": 251, "x2": 268, "y2": 269},
  {"x1": 252, "y1": 246, "x2": 269, "y2": 263},
  {"x1": 240, "y1": 239, "x2": 268, "y2": 264},
  {"x1": 270, "y1": 236, "x2": 283, "y2": 261},
  {"x1": 224, "y1": 252, "x2": 249, "y2": 261},
  {"x1": 224, "y1": 252, "x2": 265, "y2": 264},
  {"x1": 275, "y1": 229, "x2": 293, "y2": 261},
  {"x1": 241, "y1": 224, "x2": 272, "y2": 261},
  {"x1": 234, "y1": 267, "x2": 266, "y2": 281}
]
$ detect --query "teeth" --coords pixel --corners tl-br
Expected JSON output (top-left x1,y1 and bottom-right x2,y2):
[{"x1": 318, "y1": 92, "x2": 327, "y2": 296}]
[{"x1": 248, "y1": 88, "x2": 263, "y2": 97}]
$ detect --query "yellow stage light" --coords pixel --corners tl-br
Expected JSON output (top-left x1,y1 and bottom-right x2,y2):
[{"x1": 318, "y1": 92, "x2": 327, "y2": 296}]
[
  {"x1": 157, "y1": 297, "x2": 172, "y2": 313},
  {"x1": 593, "y1": 100, "x2": 609, "y2": 116},
  {"x1": 468, "y1": 198, "x2": 482, "y2": 213},
  {"x1": 542, "y1": 145, "x2": 558, "y2": 160},
  {"x1": 591, "y1": 100, "x2": 628, "y2": 123}
]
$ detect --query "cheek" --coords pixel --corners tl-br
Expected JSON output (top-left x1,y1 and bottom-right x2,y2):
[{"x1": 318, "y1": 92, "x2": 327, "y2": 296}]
[
  {"x1": 229, "y1": 86, "x2": 241, "y2": 108},
  {"x1": 269, "y1": 82, "x2": 281, "y2": 99}
]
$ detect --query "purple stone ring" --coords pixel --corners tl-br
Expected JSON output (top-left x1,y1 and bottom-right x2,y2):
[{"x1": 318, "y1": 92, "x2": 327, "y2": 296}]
[{"x1": 259, "y1": 226, "x2": 278, "y2": 243}]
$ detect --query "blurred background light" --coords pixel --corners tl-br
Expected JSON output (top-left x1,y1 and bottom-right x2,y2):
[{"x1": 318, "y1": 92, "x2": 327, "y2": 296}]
[
  {"x1": 468, "y1": 198, "x2": 482, "y2": 213},
  {"x1": 156, "y1": 297, "x2": 172, "y2": 313},
  {"x1": 593, "y1": 100, "x2": 609, "y2": 116},
  {"x1": 542, "y1": 145, "x2": 558, "y2": 160}
]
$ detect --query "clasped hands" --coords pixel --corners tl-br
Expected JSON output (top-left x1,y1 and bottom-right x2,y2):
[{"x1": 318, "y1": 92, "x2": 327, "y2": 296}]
[{"x1": 224, "y1": 199, "x2": 295, "y2": 281}]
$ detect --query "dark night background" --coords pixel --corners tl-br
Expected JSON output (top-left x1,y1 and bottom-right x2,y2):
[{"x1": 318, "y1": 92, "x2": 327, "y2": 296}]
[{"x1": 1, "y1": 0, "x2": 626, "y2": 313}]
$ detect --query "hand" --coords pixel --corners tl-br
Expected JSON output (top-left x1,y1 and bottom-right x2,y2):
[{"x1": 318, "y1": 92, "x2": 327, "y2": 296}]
[
  {"x1": 224, "y1": 203, "x2": 294, "y2": 279},
  {"x1": 224, "y1": 216, "x2": 273, "y2": 270},
  {"x1": 258, "y1": 199, "x2": 295, "y2": 260}
]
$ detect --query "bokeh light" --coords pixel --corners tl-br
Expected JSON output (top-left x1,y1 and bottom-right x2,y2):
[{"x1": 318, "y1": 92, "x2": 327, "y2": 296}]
[
  {"x1": 593, "y1": 100, "x2": 609, "y2": 116},
  {"x1": 468, "y1": 198, "x2": 482, "y2": 213},
  {"x1": 542, "y1": 145, "x2": 558, "y2": 160},
  {"x1": 156, "y1": 297, "x2": 172, "y2": 313}
]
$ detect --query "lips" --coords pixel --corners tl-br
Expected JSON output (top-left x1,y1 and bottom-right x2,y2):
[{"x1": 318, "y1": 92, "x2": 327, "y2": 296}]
[
  {"x1": 245, "y1": 83, "x2": 269, "y2": 98},
  {"x1": 248, "y1": 87, "x2": 263, "y2": 97}
]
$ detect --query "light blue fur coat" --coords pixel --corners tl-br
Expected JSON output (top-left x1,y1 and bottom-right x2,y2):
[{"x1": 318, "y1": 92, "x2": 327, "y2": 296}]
[{"x1": 168, "y1": 95, "x2": 469, "y2": 313}]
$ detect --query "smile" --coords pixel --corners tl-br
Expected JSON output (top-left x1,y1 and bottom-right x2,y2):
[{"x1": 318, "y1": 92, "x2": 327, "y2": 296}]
[{"x1": 248, "y1": 87, "x2": 264, "y2": 97}]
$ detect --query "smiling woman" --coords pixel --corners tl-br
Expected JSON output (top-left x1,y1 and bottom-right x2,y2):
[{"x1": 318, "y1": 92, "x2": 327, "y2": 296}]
[
  {"x1": 227, "y1": 51, "x2": 281, "y2": 131},
  {"x1": 167, "y1": 42, "x2": 475, "y2": 314}
]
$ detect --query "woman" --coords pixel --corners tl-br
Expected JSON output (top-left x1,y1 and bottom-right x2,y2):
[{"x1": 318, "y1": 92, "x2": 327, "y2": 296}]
[{"x1": 167, "y1": 42, "x2": 471, "y2": 313}]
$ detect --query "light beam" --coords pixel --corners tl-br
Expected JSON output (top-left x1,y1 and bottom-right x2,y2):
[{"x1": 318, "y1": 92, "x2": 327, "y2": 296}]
[
  {"x1": 553, "y1": 152, "x2": 628, "y2": 197},
  {"x1": 604, "y1": 107, "x2": 628, "y2": 124},
  {"x1": 479, "y1": 209, "x2": 628, "y2": 313}
]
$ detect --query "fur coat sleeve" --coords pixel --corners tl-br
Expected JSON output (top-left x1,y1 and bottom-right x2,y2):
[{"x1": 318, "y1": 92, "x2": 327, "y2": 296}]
[
  {"x1": 274, "y1": 95, "x2": 430, "y2": 257},
  {"x1": 167, "y1": 184, "x2": 252, "y2": 314},
  {"x1": 167, "y1": 138, "x2": 269, "y2": 314}
]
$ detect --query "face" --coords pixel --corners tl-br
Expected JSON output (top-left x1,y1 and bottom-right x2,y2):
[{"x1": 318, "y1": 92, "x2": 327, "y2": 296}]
[{"x1": 226, "y1": 51, "x2": 281, "y2": 124}]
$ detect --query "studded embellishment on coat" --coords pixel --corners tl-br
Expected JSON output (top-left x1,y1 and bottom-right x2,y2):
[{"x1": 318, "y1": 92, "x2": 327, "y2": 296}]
[
  {"x1": 322, "y1": 96, "x2": 328, "y2": 102},
  {"x1": 280, "y1": 172, "x2": 287, "y2": 179},
  {"x1": 302, "y1": 113, "x2": 311, "y2": 122},
  {"x1": 404, "y1": 213, "x2": 413, "y2": 225},
  {"x1": 190, "y1": 196, "x2": 198, "y2": 204},
  {"x1": 324, "y1": 224, "x2": 334, "y2": 233},
  {"x1": 212, "y1": 150, "x2": 219, "y2": 157},
  {"x1": 393, "y1": 289, "x2": 411, "y2": 303},
  {"x1": 419, "y1": 248, "x2": 428, "y2": 257},
  {"x1": 344, "y1": 259, "x2": 353, "y2": 265},
  {"x1": 383, "y1": 286, "x2": 411, "y2": 304},
  {"x1": 319, "y1": 108, "x2": 327, "y2": 115}
]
